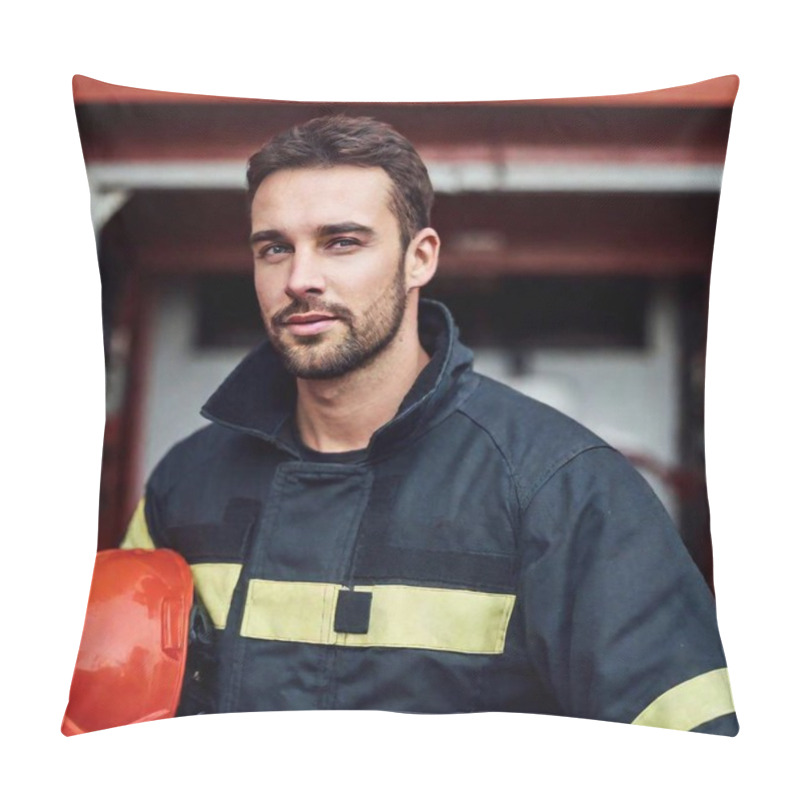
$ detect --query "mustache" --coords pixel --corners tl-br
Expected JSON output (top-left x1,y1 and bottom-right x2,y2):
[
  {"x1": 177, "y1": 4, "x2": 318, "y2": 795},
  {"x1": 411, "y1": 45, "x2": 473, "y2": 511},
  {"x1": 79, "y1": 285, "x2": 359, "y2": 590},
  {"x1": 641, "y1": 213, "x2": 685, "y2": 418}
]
[{"x1": 271, "y1": 298, "x2": 355, "y2": 327}]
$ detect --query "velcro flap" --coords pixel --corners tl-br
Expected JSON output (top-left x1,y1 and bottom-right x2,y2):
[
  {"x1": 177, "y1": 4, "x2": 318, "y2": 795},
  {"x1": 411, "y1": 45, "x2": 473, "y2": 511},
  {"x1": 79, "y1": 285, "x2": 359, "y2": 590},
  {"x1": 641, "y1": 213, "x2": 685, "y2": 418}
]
[{"x1": 334, "y1": 590, "x2": 373, "y2": 634}]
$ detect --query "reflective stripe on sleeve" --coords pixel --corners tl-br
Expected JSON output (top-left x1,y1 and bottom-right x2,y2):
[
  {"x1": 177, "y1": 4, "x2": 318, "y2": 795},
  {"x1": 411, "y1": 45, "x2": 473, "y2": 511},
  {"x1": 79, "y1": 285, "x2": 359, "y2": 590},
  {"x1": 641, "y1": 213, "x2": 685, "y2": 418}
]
[
  {"x1": 119, "y1": 498, "x2": 156, "y2": 550},
  {"x1": 631, "y1": 667, "x2": 735, "y2": 731},
  {"x1": 240, "y1": 580, "x2": 515, "y2": 654},
  {"x1": 189, "y1": 563, "x2": 243, "y2": 629}
]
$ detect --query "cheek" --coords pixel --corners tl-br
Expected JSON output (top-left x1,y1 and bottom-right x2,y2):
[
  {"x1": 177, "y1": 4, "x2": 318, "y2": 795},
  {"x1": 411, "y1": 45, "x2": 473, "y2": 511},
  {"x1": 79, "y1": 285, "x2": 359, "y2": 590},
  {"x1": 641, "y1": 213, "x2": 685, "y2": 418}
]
[
  {"x1": 350, "y1": 264, "x2": 402, "y2": 305},
  {"x1": 254, "y1": 271, "x2": 281, "y2": 311}
]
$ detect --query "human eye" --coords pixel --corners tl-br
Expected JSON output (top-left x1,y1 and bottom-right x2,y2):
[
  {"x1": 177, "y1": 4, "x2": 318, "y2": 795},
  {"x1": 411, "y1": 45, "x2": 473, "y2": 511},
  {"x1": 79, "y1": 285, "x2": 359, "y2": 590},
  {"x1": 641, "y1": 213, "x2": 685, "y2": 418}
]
[
  {"x1": 326, "y1": 237, "x2": 361, "y2": 251},
  {"x1": 256, "y1": 242, "x2": 292, "y2": 261}
]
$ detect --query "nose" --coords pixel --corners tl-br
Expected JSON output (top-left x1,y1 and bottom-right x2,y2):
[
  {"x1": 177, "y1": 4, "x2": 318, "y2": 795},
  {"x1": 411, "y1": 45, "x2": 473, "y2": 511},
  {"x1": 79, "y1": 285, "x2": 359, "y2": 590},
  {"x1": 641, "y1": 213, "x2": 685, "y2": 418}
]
[{"x1": 285, "y1": 247, "x2": 326, "y2": 300}]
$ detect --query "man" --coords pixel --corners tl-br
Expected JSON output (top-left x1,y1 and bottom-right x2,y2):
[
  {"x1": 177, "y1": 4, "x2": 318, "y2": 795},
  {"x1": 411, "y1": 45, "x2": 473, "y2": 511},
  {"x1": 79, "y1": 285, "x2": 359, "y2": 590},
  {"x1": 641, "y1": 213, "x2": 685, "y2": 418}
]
[{"x1": 122, "y1": 115, "x2": 737, "y2": 734}]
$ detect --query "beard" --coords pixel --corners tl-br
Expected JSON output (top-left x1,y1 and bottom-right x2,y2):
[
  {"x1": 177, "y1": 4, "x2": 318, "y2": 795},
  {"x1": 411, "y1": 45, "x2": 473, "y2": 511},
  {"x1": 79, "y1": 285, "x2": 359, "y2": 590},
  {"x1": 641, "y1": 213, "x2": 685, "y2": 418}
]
[{"x1": 264, "y1": 261, "x2": 408, "y2": 380}]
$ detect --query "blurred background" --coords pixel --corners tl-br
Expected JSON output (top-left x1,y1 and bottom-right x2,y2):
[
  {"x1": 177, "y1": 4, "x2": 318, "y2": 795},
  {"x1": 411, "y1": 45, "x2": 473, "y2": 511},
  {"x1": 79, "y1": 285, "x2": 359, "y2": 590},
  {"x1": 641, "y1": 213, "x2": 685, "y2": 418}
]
[{"x1": 74, "y1": 76, "x2": 736, "y2": 589}]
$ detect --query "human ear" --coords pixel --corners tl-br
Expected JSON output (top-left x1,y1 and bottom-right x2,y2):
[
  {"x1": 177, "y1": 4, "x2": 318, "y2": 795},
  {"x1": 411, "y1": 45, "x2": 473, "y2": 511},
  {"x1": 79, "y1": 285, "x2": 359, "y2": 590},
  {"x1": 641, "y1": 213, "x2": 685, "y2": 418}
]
[{"x1": 405, "y1": 227, "x2": 440, "y2": 291}]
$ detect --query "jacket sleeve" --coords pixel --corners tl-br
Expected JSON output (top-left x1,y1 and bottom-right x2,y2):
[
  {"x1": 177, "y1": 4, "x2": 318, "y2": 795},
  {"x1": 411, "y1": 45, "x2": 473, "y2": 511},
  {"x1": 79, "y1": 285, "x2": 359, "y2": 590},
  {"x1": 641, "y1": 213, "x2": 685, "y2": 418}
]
[
  {"x1": 119, "y1": 490, "x2": 165, "y2": 550},
  {"x1": 518, "y1": 445, "x2": 738, "y2": 735},
  {"x1": 119, "y1": 498, "x2": 155, "y2": 549}
]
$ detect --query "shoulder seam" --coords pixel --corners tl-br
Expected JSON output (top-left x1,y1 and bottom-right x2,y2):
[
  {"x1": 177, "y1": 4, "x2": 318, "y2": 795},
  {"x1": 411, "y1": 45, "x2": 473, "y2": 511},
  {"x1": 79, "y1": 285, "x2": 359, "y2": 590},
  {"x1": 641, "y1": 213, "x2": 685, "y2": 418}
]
[
  {"x1": 522, "y1": 443, "x2": 616, "y2": 510},
  {"x1": 454, "y1": 406, "x2": 524, "y2": 510},
  {"x1": 457, "y1": 376, "x2": 615, "y2": 510}
]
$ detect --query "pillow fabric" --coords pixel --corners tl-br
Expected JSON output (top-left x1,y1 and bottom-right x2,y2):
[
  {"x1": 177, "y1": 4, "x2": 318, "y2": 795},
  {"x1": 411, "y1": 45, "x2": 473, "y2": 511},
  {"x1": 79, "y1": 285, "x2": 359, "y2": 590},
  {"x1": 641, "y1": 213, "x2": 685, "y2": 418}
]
[{"x1": 66, "y1": 75, "x2": 738, "y2": 735}]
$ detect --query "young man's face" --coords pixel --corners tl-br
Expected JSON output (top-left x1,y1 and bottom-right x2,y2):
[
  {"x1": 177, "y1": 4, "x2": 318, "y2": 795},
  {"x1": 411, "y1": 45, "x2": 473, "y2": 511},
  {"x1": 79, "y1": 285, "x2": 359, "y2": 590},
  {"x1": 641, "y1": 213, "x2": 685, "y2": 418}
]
[{"x1": 250, "y1": 166, "x2": 410, "y2": 380}]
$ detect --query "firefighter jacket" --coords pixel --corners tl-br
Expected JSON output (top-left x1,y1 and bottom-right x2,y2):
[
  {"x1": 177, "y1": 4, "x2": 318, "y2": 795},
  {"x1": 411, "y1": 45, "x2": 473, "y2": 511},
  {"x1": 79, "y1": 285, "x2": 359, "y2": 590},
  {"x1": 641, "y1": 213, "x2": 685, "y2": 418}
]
[{"x1": 123, "y1": 300, "x2": 738, "y2": 734}]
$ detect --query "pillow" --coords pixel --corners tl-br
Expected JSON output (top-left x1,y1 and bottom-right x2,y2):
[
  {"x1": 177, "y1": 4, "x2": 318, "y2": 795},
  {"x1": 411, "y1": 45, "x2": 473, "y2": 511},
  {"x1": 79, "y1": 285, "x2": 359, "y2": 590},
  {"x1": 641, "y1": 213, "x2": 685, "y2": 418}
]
[{"x1": 65, "y1": 74, "x2": 739, "y2": 735}]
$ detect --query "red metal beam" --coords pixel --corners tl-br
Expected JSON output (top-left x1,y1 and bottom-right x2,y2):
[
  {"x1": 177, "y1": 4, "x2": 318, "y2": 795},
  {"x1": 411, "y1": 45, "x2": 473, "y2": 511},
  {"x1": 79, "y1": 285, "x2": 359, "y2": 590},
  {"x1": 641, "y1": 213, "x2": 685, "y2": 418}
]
[{"x1": 73, "y1": 75, "x2": 738, "y2": 107}]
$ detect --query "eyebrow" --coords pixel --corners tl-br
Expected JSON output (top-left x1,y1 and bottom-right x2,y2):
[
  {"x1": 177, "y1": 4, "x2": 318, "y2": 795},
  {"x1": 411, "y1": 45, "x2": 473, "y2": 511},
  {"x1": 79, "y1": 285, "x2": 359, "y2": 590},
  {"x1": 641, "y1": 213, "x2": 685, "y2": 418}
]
[
  {"x1": 249, "y1": 222, "x2": 376, "y2": 247},
  {"x1": 249, "y1": 229, "x2": 284, "y2": 247},
  {"x1": 318, "y1": 222, "x2": 376, "y2": 238}
]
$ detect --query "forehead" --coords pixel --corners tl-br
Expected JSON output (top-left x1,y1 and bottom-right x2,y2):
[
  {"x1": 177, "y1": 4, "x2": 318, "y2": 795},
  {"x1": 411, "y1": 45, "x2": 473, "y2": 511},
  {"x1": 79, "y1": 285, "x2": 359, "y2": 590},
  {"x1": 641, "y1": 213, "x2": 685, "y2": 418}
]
[{"x1": 250, "y1": 165, "x2": 396, "y2": 232}]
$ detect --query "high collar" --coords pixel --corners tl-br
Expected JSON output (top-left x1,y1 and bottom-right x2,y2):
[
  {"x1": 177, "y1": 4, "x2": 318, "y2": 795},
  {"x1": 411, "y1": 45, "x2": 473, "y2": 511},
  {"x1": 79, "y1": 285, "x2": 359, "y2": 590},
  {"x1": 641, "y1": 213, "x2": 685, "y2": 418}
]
[{"x1": 200, "y1": 299, "x2": 475, "y2": 459}]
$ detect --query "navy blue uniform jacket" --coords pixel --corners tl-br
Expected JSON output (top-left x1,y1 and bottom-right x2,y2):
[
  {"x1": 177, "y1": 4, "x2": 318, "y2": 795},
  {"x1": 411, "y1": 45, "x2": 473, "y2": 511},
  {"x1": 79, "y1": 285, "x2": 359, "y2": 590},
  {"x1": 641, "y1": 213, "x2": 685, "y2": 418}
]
[{"x1": 124, "y1": 300, "x2": 737, "y2": 734}]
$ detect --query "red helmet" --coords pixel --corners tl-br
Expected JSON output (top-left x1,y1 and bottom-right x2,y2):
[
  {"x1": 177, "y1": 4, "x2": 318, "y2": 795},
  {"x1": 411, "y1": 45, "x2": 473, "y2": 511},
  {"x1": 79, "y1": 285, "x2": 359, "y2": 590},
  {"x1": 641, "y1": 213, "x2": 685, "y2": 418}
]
[{"x1": 62, "y1": 548, "x2": 194, "y2": 736}]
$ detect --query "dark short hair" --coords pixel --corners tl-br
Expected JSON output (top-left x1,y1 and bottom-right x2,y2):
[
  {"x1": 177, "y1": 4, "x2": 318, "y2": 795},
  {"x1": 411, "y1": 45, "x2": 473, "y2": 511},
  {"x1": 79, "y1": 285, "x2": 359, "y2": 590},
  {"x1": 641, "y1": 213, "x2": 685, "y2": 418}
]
[{"x1": 246, "y1": 115, "x2": 434, "y2": 248}]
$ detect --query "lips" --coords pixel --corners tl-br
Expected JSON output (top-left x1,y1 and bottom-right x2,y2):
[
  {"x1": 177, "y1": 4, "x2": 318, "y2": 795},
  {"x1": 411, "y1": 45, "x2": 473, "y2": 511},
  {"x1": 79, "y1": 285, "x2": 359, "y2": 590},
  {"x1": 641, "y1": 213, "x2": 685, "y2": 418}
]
[
  {"x1": 286, "y1": 313, "x2": 336, "y2": 325},
  {"x1": 282, "y1": 312, "x2": 340, "y2": 337}
]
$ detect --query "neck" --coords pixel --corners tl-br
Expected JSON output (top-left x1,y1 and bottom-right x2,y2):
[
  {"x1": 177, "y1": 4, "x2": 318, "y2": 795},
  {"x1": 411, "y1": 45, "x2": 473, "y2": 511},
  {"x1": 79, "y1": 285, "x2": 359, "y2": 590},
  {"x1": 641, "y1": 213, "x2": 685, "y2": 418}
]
[{"x1": 294, "y1": 312, "x2": 430, "y2": 453}]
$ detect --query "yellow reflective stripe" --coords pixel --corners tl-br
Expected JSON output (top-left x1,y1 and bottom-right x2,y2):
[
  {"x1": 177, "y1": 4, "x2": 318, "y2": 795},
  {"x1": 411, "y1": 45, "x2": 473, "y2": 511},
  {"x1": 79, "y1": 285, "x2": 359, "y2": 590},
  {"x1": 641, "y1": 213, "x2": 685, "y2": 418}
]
[
  {"x1": 119, "y1": 498, "x2": 155, "y2": 550},
  {"x1": 353, "y1": 584, "x2": 514, "y2": 653},
  {"x1": 631, "y1": 668, "x2": 735, "y2": 731},
  {"x1": 242, "y1": 580, "x2": 337, "y2": 643},
  {"x1": 240, "y1": 580, "x2": 515, "y2": 654},
  {"x1": 190, "y1": 563, "x2": 242, "y2": 629}
]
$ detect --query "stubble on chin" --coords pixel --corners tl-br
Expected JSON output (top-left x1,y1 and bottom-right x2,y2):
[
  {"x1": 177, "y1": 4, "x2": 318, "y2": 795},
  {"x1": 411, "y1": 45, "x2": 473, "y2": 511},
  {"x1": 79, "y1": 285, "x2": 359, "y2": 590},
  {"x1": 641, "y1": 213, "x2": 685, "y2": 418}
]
[{"x1": 263, "y1": 263, "x2": 407, "y2": 380}]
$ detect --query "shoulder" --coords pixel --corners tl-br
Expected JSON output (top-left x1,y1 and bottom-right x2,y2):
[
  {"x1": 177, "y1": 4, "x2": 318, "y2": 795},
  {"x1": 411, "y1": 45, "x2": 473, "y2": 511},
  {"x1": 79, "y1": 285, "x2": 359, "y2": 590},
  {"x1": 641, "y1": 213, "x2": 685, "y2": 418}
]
[
  {"x1": 147, "y1": 423, "x2": 248, "y2": 496},
  {"x1": 456, "y1": 372, "x2": 615, "y2": 506}
]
